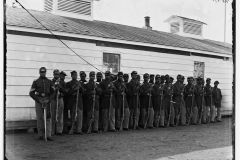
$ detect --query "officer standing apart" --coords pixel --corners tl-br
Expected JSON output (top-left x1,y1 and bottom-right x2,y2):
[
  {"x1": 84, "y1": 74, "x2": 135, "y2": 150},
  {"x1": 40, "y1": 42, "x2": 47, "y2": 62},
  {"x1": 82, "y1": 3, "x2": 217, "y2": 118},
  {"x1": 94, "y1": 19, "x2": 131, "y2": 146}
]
[
  {"x1": 66, "y1": 71, "x2": 84, "y2": 134},
  {"x1": 212, "y1": 81, "x2": 222, "y2": 122},
  {"x1": 100, "y1": 71, "x2": 116, "y2": 132},
  {"x1": 29, "y1": 67, "x2": 54, "y2": 141}
]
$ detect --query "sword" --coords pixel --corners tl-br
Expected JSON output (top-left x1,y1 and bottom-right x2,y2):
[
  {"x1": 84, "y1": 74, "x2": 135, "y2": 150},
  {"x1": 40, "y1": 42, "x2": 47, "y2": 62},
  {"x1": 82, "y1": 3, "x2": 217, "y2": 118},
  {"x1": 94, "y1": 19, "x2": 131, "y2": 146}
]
[
  {"x1": 187, "y1": 85, "x2": 195, "y2": 125},
  {"x1": 119, "y1": 90, "x2": 125, "y2": 131},
  {"x1": 167, "y1": 88, "x2": 175, "y2": 127},
  {"x1": 198, "y1": 86, "x2": 205, "y2": 124},
  {"x1": 43, "y1": 104, "x2": 47, "y2": 142},
  {"x1": 144, "y1": 87, "x2": 152, "y2": 129}
]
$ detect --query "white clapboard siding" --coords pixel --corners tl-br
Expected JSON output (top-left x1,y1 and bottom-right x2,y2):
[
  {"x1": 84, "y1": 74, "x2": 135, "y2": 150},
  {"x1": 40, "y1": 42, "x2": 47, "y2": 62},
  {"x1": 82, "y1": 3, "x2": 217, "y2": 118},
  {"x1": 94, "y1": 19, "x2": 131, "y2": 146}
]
[
  {"x1": 6, "y1": 107, "x2": 36, "y2": 121},
  {"x1": 6, "y1": 34, "x2": 233, "y2": 121}
]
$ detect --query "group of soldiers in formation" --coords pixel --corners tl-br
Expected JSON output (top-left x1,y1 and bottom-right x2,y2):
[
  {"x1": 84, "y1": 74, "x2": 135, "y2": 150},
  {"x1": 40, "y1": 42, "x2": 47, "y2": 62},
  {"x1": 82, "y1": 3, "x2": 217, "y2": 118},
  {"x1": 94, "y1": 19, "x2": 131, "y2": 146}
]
[{"x1": 29, "y1": 67, "x2": 223, "y2": 141}]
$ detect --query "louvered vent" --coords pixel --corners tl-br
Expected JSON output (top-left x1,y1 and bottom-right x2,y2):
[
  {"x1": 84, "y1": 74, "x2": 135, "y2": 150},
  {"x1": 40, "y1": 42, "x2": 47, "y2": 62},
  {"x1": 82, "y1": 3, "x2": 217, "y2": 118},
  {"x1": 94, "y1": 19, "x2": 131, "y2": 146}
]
[
  {"x1": 183, "y1": 22, "x2": 202, "y2": 35},
  {"x1": 44, "y1": 0, "x2": 53, "y2": 12},
  {"x1": 170, "y1": 22, "x2": 180, "y2": 34},
  {"x1": 58, "y1": 0, "x2": 91, "y2": 16}
]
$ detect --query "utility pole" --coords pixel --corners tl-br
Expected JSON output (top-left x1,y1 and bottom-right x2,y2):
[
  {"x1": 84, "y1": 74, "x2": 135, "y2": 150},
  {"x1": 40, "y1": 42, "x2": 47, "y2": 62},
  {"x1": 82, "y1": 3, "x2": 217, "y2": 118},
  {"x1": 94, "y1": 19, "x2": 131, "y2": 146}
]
[{"x1": 224, "y1": 1, "x2": 226, "y2": 42}]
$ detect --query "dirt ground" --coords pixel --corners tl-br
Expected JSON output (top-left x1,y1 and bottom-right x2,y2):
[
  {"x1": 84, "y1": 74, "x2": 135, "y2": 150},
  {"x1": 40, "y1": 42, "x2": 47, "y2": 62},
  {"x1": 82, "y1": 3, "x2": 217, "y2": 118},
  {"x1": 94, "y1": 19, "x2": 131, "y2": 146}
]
[{"x1": 6, "y1": 118, "x2": 232, "y2": 160}]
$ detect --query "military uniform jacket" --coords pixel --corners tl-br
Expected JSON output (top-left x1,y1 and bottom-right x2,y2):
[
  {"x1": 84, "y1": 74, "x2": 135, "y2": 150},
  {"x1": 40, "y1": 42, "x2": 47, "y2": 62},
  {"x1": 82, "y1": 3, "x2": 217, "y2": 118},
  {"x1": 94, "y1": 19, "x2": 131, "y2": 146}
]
[
  {"x1": 29, "y1": 76, "x2": 54, "y2": 103},
  {"x1": 114, "y1": 80, "x2": 128, "y2": 109},
  {"x1": 163, "y1": 83, "x2": 173, "y2": 99},
  {"x1": 52, "y1": 78, "x2": 67, "y2": 99},
  {"x1": 66, "y1": 79, "x2": 84, "y2": 109},
  {"x1": 172, "y1": 82, "x2": 184, "y2": 102},
  {"x1": 184, "y1": 84, "x2": 196, "y2": 107},
  {"x1": 100, "y1": 79, "x2": 116, "y2": 109},
  {"x1": 83, "y1": 80, "x2": 102, "y2": 111},
  {"x1": 139, "y1": 82, "x2": 153, "y2": 109},
  {"x1": 212, "y1": 87, "x2": 222, "y2": 105},
  {"x1": 152, "y1": 83, "x2": 164, "y2": 111},
  {"x1": 204, "y1": 84, "x2": 213, "y2": 106},
  {"x1": 127, "y1": 79, "x2": 140, "y2": 109}
]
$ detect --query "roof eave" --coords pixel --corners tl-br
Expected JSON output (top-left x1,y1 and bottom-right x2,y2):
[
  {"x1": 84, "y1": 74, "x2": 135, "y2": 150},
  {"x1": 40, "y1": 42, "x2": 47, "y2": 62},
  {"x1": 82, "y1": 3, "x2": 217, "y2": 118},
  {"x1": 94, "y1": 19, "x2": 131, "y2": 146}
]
[{"x1": 6, "y1": 25, "x2": 232, "y2": 57}]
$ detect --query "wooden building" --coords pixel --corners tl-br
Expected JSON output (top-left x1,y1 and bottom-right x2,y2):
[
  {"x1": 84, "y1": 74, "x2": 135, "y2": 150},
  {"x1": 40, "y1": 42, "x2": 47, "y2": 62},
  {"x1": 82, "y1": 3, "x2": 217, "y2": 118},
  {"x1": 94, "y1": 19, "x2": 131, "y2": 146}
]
[{"x1": 6, "y1": 0, "x2": 232, "y2": 129}]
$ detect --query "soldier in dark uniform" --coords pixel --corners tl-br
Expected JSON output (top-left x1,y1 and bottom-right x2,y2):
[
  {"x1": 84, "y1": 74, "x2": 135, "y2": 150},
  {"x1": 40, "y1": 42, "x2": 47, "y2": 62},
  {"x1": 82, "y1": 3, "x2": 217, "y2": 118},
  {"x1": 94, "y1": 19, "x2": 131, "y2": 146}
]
[
  {"x1": 51, "y1": 69, "x2": 60, "y2": 135},
  {"x1": 100, "y1": 71, "x2": 116, "y2": 132},
  {"x1": 169, "y1": 77, "x2": 174, "y2": 84},
  {"x1": 84, "y1": 71, "x2": 102, "y2": 133},
  {"x1": 114, "y1": 72, "x2": 129, "y2": 131},
  {"x1": 29, "y1": 67, "x2": 54, "y2": 141},
  {"x1": 172, "y1": 75, "x2": 185, "y2": 126},
  {"x1": 212, "y1": 81, "x2": 222, "y2": 122},
  {"x1": 56, "y1": 71, "x2": 67, "y2": 135},
  {"x1": 139, "y1": 73, "x2": 154, "y2": 128},
  {"x1": 149, "y1": 74, "x2": 155, "y2": 84},
  {"x1": 79, "y1": 71, "x2": 88, "y2": 131},
  {"x1": 51, "y1": 69, "x2": 67, "y2": 135},
  {"x1": 184, "y1": 77, "x2": 197, "y2": 125},
  {"x1": 204, "y1": 78, "x2": 213, "y2": 123},
  {"x1": 152, "y1": 74, "x2": 164, "y2": 128},
  {"x1": 163, "y1": 75, "x2": 175, "y2": 127},
  {"x1": 159, "y1": 75, "x2": 166, "y2": 127},
  {"x1": 128, "y1": 71, "x2": 141, "y2": 129},
  {"x1": 96, "y1": 72, "x2": 103, "y2": 131},
  {"x1": 195, "y1": 77, "x2": 205, "y2": 124},
  {"x1": 66, "y1": 71, "x2": 84, "y2": 134},
  {"x1": 123, "y1": 73, "x2": 129, "y2": 83}
]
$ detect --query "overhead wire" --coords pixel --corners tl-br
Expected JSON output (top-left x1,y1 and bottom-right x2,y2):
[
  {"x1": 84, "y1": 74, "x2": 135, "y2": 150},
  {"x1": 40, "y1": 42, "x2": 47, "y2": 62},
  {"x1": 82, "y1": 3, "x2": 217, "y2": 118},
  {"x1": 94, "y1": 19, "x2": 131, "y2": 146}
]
[{"x1": 15, "y1": 0, "x2": 104, "y2": 74}]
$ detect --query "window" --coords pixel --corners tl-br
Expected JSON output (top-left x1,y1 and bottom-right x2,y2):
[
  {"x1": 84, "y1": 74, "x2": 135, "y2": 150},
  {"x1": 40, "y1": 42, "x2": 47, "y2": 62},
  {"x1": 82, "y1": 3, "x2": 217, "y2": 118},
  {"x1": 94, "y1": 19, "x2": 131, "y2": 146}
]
[
  {"x1": 193, "y1": 61, "x2": 205, "y2": 78},
  {"x1": 170, "y1": 22, "x2": 180, "y2": 34},
  {"x1": 103, "y1": 53, "x2": 120, "y2": 74}
]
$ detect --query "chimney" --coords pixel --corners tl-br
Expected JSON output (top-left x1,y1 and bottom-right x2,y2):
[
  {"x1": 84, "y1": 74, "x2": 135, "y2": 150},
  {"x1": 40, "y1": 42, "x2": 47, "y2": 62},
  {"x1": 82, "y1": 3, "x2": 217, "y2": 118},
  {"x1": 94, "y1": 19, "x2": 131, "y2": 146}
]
[{"x1": 143, "y1": 16, "x2": 152, "y2": 30}]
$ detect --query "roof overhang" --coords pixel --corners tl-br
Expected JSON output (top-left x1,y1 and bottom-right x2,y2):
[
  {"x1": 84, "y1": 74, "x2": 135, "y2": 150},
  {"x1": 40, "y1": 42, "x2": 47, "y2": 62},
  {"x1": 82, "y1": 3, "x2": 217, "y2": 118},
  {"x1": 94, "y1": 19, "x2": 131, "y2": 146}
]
[{"x1": 7, "y1": 25, "x2": 232, "y2": 58}]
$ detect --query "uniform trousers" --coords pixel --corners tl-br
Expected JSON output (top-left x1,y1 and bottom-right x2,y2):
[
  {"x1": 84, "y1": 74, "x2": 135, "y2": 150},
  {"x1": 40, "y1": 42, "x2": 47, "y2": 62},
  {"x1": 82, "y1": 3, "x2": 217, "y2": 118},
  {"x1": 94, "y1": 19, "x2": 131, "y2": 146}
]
[
  {"x1": 215, "y1": 102, "x2": 221, "y2": 121},
  {"x1": 35, "y1": 102, "x2": 52, "y2": 138},
  {"x1": 69, "y1": 97, "x2": 83, "y2": 133},
  {"x1": 102, "y1": 107, "x2": 115, "y2": 131},
  {"x1": 163, "y1": 97, "x2": 175, "y2": 126},
  {"x1": 51, "y1": 98, "x2": 64, "y2": 135},
  {"x1": 140, "y1": 107, "x2": 154, "y2": 128}
]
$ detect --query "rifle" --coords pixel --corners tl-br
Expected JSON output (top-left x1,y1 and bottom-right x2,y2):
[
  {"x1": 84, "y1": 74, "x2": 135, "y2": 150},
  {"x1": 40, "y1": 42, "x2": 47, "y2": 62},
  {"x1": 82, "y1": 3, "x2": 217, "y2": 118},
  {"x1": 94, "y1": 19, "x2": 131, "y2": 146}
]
[
  {"x1": 69, "y1": 82, "x2": 80, "y2": 134},
  {"x1": 87, "y1": 82, "x2": 96, "y2": 134},
  {"x1": 198, "y1": 86, "x2": 205, "y2": 124},
  {"x1": 119, "y1": 90, "x2": 125, "y2": 131},
  {"x1": 208, "y1": 87, "x2": 213, "y2": 123},
  {"x1": 167, "y1": 87, "x2": 174, "y2": 127},
  {"x1": 158, "y1": 84, "x2": 164, "y2": 124},
  {"x1": 108, "y1": 82, "x2": 113, "y2": 128},
  {"x1": 55, "y1": 79, "x2": 60, "y2": 122},
  {"x1": 144, "y1": 85, "x2": 152, "y2": 129},
  {"x1": 187, "y1": 85, "x2": 195, "y2": 125}
]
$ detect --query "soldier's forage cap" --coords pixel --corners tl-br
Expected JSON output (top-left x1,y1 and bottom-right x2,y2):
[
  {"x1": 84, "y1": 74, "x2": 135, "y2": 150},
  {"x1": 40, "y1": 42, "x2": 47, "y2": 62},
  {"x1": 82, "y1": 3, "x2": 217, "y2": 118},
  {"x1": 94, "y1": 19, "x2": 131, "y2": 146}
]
[
  {"x1": 71, "y1": 70, "x2": 77, "y2": 75},
  {"x1": 39, "y1": 67, "x2": 46, "y2": 73},
  {"x1": 117, "y1": 72, "x2": 123, "y2": 76},
  {"x1": 131, "y1": 71, "x2": 137, "y2": 75},
  {"x1": 53, "y1": 69, "x2": 60, "y2": 74},
  {"x1": 214, "y1": 81, "x2": 219, "y2": 84},
  {"x1": 206, "y1": 78, "x2": 211, "y2": 81},
  {"x1": 187, "y1": 76, "x2": 193, "y2": 80},
  {"x1": 60, "y1": 71, "x2": 67, "y2": 76},
  {"x1": 105, "y1": 71, "x2": 111, "y2": 76},
  {"x1": 155, "y1": 74, "x2": 160, "y2": 79},
  {"x1": 165, "y1": 74, "x2": 169, "y2": 79},
  {"x1": 150, "y1": 74, "x2": 155, "y2": 77},
  {"x1": 170, "y1": 77, "x2": 174, "y2": 81},
  {"x1": 143, "y1": 73, "x2": 149, "y2": 78},
  {"x1": 89, "y1": 71, "x2": 95, "y2": 76},
  {"x1": 97, "y1": 72, "x2": 103, "y2": 76},
  {"x1": 80, "y1": 71, "x2": 86, "y2": 75},
  {"x1": 123, "y1": 73, "x2": 129, "y2": 78}
]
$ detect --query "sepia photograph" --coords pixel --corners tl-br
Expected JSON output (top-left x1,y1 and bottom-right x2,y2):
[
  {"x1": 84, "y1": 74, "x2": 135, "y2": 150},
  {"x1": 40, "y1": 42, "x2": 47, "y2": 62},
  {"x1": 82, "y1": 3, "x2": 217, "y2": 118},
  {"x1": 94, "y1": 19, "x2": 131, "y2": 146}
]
[{"x1": 4, "y1": 0, "x2": 234, "y2": 159}]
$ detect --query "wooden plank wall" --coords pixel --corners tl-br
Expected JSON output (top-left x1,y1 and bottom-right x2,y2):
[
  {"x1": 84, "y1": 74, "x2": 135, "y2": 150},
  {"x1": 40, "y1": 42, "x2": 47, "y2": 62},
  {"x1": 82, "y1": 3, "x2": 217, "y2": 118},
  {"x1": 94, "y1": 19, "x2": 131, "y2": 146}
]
[{"x1": 6, "y1": 34, "x2": 233, "y2": 122}]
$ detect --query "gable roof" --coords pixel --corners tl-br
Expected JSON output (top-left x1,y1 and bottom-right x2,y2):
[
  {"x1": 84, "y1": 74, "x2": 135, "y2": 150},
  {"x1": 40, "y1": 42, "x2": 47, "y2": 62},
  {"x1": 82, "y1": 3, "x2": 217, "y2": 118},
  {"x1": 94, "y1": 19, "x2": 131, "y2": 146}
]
[{"x1": 6, "y1": 7, "x2": 232, "y2": 56}]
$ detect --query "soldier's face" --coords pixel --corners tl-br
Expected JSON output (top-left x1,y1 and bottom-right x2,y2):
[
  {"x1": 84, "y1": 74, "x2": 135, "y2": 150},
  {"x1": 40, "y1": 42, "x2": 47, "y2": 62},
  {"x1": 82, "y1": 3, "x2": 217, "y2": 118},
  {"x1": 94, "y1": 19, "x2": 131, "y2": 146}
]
[
  {"x1": 132, "y1": 74, "x2": 137, "y2": 79},
  {"x1": 105, "y1": 75, "x2": 110, "y2": 80},
  {"x1": 81, "y1": 74, "x2": 86, "y2": 80},
  {"x1": 97, "y1": 76, "x2": 102, "y2": 81},
  {"x1": 72, "y1": 73, "x2": 77, "y2": 80},
  {"x1": 214, "y1": 83, "x2": 218, "y2": 87},
  {"x1": 40, "y1": 71, "x2": 46, "y2": 78},
  {"x1": 60, "y1": 74, "x2": 65, "y2": 80},
  {"x1": 118, "y1": 75, "x2": 123, "y2": 81},
  {"x1": 90, "y1": 75, "x2": 95, "y2": 81},
  {"x1": 144, "y1": 77, "x2": 149, "y2": 82},
  {"x1": 207, "y1": 80, "x2": 211, "y2": 84},
  {"x1": 54, "y1": 73, "x2": 60, "y2": 79}
]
